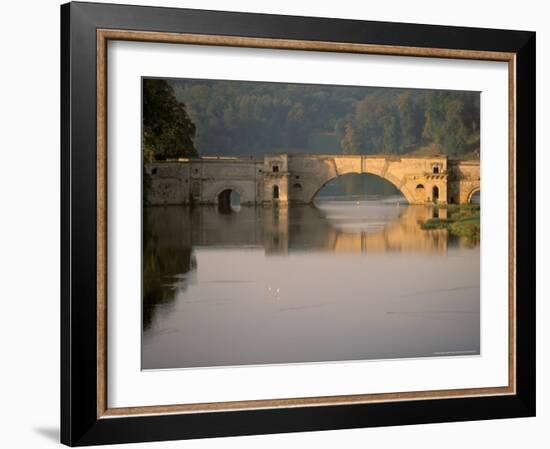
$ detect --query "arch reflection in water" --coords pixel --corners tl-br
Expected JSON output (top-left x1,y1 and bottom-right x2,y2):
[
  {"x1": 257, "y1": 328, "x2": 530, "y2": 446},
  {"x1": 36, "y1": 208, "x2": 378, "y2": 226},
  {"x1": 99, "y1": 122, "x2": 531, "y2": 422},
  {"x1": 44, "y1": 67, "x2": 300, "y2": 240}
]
[{"x1": 142, "y1": 203, "x2": 479, "y2": 369}]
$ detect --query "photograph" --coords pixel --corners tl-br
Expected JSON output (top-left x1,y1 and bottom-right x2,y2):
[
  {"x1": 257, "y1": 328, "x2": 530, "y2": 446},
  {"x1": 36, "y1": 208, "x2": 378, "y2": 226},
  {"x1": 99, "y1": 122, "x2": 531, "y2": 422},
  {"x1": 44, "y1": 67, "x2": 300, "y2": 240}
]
[{"x1": 141, "y1": 77, "x2": 482, "y2": 370}]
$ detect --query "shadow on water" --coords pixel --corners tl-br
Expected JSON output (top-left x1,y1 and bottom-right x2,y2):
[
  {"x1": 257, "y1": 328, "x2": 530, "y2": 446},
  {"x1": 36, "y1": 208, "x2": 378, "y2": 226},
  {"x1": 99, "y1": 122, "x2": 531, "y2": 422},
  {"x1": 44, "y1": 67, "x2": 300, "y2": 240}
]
[
  {"x1": 142, "y1": 199, "x2": 476, "y2": 331},
  {"x1": 143, "y1": 209, "x2": 197, "y2": 330}
]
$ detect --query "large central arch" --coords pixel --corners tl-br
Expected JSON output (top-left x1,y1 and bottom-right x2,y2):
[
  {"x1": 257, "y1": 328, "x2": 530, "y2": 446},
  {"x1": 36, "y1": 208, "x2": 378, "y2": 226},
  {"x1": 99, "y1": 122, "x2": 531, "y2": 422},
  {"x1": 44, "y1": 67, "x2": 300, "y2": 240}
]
[
  {"x1": 310, "y1": 171, "x2": 413, "y2": 203},
  {"x1": 286, "y1": 155, "x2": 447, "y2": 205}
]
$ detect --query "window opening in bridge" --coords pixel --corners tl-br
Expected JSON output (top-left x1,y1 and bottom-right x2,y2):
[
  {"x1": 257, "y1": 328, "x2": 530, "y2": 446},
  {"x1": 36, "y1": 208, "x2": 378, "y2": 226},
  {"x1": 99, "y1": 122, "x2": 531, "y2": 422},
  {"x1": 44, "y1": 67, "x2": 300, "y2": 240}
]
[
  {"x1": 272, "y1": 165, "x2": 279, "y2": 173},
  {"x1": 218, "y1": 189, "x2": 241, "y2": 213},
  {"x1": 273, "y1": 185, "x2": 279, "y2": 199},
  {"x1": 416, "y1": 184, "x2": 424, "y2": 190},
  {"x1": 432, "y1": 186, "x2": 439, "y2": 203},
  {"x1": 470, "y1": 191, "x2": 480, "y2": 205},
  {"x1": 295, "y1": 175, "x2": 300, "y2": 179},
  {"x1": 433, "y1": 166, "x2": 440, "y2": 174},
  {"x1": 151, "y1": 167, "x2": 157, "y2": 175},
  {"x1": 293, "y1": 183, "x2": 302, "y2": 190}
]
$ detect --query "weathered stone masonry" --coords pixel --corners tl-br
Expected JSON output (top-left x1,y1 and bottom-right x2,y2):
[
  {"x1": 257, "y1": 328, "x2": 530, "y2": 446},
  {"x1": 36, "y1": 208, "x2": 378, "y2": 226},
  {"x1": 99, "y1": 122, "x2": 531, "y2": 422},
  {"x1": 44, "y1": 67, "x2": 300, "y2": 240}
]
[{"x1": 145, "y1": 154, "x2": 480, "y2": 206}]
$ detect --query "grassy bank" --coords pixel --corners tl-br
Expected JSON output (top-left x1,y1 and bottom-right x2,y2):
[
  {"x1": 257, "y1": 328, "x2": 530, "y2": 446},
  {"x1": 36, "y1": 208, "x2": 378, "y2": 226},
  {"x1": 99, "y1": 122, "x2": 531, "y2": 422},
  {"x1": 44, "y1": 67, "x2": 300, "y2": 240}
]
[{"x1": 421, "y1": 204, "x2": 480, "y2": 243}]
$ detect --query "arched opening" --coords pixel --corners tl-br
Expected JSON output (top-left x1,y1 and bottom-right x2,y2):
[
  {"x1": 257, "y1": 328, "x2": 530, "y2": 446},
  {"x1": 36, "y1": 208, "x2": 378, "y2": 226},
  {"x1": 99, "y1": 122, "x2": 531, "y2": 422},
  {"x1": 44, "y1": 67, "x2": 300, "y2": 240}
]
[
  {"x1": 314, "y1": 173, "x2": 406, "y2": 204},
  {"x1": 415, "y1": 184, "x2": 426, "y2": 202},
  {"x1": 293, "y1": 183, "x2": 302, "y2": 190},
  {"x1": 217, "y1": 189, "x2": 241, "y2": 213},
  {"x1": 313, "y1": 173, "x2": 406, "y2": 234},
  {"x1": 469, "y1": 190, "x2": 480, "y2": 205},
  {"x1": 432, "y1": 186, "x2": 439, "y2": 203},
  {"x1": 273, "y1": 185, "x2": 279, "y2": 199}
]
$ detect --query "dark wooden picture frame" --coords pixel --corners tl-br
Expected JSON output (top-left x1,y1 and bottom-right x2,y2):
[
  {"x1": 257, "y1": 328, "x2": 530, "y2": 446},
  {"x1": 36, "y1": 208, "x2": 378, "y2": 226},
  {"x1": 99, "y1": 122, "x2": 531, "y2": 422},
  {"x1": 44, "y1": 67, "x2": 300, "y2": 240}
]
[{"x1": 61, "y1": 1, "x2": 535, "y2": 446}]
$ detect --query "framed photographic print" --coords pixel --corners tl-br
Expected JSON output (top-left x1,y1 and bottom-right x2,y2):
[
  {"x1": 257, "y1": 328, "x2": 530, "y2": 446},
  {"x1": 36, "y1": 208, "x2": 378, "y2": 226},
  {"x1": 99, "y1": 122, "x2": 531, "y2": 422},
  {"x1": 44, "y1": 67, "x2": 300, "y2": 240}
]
[{"x1": 60, "y1": 1, "x2": 536, "y2": 446}]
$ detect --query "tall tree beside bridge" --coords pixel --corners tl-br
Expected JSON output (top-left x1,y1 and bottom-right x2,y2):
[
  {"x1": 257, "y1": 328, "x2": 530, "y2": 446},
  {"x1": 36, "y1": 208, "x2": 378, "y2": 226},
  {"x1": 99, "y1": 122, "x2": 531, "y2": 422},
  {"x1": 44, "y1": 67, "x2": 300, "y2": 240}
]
[{"x1": 143, "y1": 78, "x2": 198, "y2": 162}]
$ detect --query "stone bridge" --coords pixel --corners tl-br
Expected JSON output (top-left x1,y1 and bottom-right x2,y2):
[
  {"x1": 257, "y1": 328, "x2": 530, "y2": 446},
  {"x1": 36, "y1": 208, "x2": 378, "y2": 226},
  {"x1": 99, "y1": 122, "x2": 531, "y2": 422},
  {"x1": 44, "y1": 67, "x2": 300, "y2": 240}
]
[{"x1": 146, "y1": 154, "x2": 480, "y2": 206}]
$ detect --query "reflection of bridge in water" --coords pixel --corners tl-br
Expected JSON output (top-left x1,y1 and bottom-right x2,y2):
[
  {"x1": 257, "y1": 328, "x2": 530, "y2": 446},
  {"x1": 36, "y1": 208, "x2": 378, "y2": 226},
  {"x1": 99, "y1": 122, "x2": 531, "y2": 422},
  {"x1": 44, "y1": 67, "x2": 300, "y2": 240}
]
[
  {"x1": 144, "y1": 203, "x2": 457, "y2": 256},
  {"x1": 143, "y1": 203, "x2": 470, "y2": 329}
]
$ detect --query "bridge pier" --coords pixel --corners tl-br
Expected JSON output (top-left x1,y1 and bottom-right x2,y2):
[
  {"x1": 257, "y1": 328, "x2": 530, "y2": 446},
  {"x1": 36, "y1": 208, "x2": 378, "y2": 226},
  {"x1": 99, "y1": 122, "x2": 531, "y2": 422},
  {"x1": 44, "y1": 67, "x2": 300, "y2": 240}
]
[{"x1": 262, "y1": 154, "x2": 290, "y2": 205}]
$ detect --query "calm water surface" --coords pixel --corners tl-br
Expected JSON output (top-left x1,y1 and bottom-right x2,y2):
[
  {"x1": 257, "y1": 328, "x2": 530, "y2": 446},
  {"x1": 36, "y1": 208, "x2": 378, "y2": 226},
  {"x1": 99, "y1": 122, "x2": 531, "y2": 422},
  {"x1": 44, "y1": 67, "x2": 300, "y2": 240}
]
[{"x1": 142, "y1": 196, "x2": 480, "y2": 369}]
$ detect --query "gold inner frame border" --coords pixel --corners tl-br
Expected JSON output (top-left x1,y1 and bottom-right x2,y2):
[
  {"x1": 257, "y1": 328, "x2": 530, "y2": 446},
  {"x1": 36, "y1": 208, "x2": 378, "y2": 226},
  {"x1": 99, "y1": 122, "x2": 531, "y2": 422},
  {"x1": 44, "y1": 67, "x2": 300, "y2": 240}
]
[{"x1": 96, "y1": 28, "x2": 517, "y2": 419}]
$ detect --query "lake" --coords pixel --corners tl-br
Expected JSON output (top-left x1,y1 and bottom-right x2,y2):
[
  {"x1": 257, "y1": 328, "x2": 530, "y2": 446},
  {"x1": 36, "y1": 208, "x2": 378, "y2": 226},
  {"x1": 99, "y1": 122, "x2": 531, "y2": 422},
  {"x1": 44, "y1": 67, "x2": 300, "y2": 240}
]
[{"x1": 142, "y1": 196, "x2": 480, "y2": 369}]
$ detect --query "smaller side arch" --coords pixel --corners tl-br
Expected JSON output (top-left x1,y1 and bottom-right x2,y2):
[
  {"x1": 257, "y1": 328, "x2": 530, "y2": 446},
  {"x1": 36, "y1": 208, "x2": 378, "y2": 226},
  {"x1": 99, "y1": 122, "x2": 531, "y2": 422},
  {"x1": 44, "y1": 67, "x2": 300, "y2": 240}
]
[
  {"x1": 432, "y1": 185, "x2": 440, "y2": 203},
  {"x1": 214, "y1": 185, "x2": 245, "y2": 202},
  {"x1": 467, "y1": 187, "x2": 481, "y2": 204}
]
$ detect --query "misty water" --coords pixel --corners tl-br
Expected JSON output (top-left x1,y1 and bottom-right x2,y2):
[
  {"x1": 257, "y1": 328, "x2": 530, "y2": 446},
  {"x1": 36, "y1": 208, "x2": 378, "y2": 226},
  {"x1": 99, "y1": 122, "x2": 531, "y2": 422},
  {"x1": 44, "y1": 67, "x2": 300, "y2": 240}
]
[{"x1": 142, "y1": 195, "x2": 480, "y2": 370}]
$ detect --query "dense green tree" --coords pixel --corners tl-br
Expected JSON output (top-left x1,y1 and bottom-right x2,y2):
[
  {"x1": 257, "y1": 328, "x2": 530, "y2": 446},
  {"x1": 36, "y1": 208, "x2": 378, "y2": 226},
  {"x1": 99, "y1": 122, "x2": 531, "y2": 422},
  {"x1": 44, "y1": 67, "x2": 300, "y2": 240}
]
[
  {"x1": 422, "y1": 92, "x2": 446, "y2": 144},
  {"x1": 382, "y1": 114, "x2": 400, "y2": 153},
  {"x1": 396, "y1": 92, "x2": 417, "y2": 150},
  {"x1": 166, "y1": 78, "x2": 479, "y2": 158},
  {"x1": 341, "y1": 124, "x2": 360, "y2": 154},
  {"x1": 143, "y1": 79, "x2": 197, "y2": 161},
  {"x1": 441, "y1": 100, "x2": 468, "y2": 155}
]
